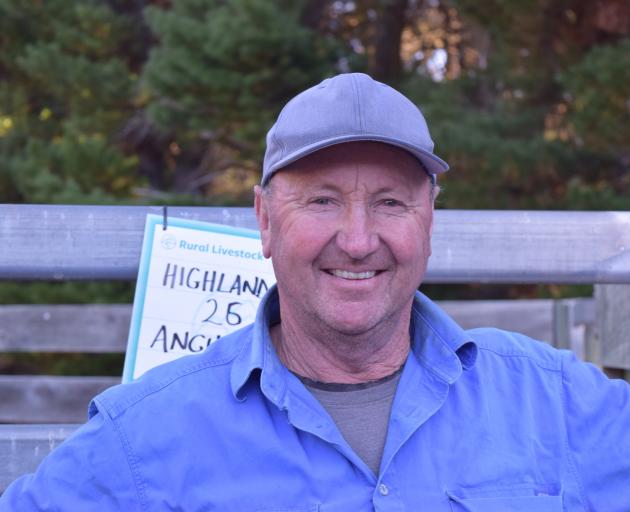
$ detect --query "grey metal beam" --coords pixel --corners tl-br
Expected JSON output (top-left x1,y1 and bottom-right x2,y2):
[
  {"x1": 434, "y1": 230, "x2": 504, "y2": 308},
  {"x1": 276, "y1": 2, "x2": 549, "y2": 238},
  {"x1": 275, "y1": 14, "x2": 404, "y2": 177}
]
[
  {"x1": 1, "y1": 205, "x2": 630, "y2": 283},
  {"x1": 429, "y1": 209, "x2": 630, "y2": 284},
  {"x1": 0, "y1": 204, "x2": 256, "y2": 280},
  {"x1": 0, "y1": 424, "x2": 79, "y2": 493}
]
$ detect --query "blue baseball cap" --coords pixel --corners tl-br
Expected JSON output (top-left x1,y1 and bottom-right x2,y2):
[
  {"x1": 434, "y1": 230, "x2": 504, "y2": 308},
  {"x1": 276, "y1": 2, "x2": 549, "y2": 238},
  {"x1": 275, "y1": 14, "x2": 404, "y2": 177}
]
[{"x1": 262, "y1": 72, "x2": 448, "y2": 185}]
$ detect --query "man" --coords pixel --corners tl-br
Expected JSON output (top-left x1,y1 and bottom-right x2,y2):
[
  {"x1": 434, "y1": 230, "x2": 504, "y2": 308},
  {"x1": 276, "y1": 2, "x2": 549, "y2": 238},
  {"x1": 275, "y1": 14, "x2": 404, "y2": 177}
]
[{"x1": 1, "y1": 73, "x2": 629, "y2": 510}]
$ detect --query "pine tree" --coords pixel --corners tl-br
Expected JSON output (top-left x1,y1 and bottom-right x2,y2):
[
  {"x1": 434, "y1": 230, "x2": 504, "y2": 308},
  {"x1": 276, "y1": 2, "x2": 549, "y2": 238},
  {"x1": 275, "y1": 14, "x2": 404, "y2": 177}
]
[
  {"x1": 0, "y1": 0, "x2": 139, "y2": 203},
  {"x1": 140, "y1": 0, "x2": 339, "y2": 195}
]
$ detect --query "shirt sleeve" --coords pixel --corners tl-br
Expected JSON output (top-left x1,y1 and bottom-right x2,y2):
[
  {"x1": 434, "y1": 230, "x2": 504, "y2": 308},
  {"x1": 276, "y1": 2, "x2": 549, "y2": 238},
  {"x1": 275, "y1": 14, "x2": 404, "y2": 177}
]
[
  {"x1": 562, "y1": 350, "x2": 630, "y2": 511},
  {"x1": 0, "y1": 410, "x2": 141, "y2": 512}
]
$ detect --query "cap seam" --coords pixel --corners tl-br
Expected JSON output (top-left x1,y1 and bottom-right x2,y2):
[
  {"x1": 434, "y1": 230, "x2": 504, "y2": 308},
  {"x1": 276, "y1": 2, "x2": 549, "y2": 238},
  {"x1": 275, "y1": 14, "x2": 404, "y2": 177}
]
[
  {"x1": 350, "y1": 73, "x2": 364, "y2": 132},
  {"x1": 270, "y1": 120, "x2": 285, "y2": 160}
]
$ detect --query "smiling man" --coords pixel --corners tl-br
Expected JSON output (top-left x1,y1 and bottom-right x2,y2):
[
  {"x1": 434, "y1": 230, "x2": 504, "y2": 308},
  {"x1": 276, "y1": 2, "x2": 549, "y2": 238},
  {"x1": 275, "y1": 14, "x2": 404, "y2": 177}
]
[
  {"x1": 2, "y1": 73, "x2": 629, "y2": 511},
  {"x1": 257, "y1": 142, "x2": 434, "y2": 384}
]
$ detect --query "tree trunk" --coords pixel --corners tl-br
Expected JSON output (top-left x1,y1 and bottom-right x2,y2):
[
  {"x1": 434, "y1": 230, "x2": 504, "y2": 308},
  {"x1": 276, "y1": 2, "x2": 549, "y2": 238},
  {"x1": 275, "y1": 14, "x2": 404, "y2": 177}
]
[
  {"x1": 371, "y1": 0, "x2": 408, "y2": 82},
  {"x1": 301, "y1": 0, "x2": 330, "y2": 31}
]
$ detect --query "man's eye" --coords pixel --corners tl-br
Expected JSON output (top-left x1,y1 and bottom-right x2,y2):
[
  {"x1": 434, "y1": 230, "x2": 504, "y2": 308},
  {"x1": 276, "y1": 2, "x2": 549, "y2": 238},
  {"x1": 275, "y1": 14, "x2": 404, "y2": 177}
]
[
  {"x1": 312, "y1": 197, "x2": 332, "y2": 205},
  {"x1": 382, "y1": 199, "x2": 403, "y2": 207}
]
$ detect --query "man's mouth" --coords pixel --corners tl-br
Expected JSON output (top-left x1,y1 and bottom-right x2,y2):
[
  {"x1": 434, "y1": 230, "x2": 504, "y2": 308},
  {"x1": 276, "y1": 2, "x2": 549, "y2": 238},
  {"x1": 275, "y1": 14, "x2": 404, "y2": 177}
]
[{"x1": 328, "y1": 269, "x2": 377, "y2": 280}]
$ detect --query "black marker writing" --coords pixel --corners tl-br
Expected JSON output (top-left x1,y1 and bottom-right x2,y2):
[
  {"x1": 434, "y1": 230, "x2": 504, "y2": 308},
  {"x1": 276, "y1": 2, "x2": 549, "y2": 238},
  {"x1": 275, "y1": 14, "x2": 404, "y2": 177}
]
[
  {"x1": 150, "y1": 325, "x2": 221, "y2": 353},
  {"x1": 161, "y1": 263, "x2": 269, "y2": 297}
]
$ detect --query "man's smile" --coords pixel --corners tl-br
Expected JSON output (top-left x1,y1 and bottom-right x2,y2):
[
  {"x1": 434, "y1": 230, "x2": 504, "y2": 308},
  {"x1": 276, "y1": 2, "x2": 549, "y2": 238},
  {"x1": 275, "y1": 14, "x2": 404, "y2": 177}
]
[{"x1": 328, "y1": 269, "x2": 378, "y2": 280}]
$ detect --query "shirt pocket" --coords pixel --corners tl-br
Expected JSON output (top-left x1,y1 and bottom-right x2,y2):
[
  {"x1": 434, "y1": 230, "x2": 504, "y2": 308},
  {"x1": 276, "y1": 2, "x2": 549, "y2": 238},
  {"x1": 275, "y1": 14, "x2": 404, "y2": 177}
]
[{"x1": 447, "y1": 486, "x2": 562, "y2": 512}]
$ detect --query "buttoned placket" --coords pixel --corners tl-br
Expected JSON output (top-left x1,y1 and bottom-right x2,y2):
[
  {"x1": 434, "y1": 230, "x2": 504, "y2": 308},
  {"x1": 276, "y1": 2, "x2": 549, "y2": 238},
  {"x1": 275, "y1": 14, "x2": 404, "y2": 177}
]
[
  {"x1": 270, "y1": 348, "x2": 454, "y2": 511},
  {"x1": 371, "y1": 353, "x2": 451, "y2": 511}
]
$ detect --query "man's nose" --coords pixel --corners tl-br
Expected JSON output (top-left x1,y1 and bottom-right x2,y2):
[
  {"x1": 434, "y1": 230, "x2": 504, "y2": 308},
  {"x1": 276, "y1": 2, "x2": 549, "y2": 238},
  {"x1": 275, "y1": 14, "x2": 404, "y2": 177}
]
[{"x1": 335, "y1": 206, "x2": 380, "y2": 259}]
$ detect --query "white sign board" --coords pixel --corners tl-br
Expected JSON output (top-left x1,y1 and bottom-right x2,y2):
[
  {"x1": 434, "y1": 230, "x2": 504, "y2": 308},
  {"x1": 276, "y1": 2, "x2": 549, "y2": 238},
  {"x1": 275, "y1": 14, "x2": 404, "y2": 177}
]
[{"x1": 123, "y1": 214, "x2": 276, "y2": 382}]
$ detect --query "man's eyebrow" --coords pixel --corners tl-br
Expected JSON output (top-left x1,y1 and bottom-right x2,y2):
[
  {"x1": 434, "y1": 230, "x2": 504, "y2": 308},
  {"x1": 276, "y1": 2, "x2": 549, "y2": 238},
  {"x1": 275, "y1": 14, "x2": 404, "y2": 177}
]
[
  {"x1": 371, "y1": 186, "x2": 400, "y2": 194},
  {"x1": 370, "y1": 185, "x2": 420, "y2": 198},
  {"x1": 304, "y1": 183, "x2": 342, "y2": 193}
]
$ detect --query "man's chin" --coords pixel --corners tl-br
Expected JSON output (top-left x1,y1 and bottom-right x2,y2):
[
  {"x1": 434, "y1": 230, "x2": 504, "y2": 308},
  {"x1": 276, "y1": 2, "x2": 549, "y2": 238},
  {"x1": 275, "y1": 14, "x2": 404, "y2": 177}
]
[
  {"x1": 316, "y1": 299, "x2": 414, "y2": 339},
  {"x1": 318, "y1": 311, "x2": 382, "y2": 337}
]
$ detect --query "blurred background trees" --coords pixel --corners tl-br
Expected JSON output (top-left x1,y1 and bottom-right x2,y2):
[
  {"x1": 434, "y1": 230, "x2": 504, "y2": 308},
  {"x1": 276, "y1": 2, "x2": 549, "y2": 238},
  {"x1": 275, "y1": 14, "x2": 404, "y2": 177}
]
[
  {"x1": 1, "y1": 0, "x2": 628, "y2": 209},
  {"x1": 0, "y1": 0, "x2": 138, "y2": 203}
]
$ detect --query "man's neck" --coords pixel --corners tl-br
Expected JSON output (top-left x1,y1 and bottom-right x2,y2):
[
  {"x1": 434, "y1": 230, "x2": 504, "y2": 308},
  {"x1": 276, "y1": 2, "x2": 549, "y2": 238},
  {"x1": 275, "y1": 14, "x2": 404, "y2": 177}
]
[{"x1": 269, "y1": 312, "x2": 411, "y2": 384}]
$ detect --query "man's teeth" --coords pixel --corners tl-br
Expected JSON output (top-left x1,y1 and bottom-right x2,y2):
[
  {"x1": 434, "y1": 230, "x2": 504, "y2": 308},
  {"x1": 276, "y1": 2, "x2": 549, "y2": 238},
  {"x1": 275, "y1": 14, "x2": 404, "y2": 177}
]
[{"x1": 330, "y1": 270, "x2": 376, "y2": 280}]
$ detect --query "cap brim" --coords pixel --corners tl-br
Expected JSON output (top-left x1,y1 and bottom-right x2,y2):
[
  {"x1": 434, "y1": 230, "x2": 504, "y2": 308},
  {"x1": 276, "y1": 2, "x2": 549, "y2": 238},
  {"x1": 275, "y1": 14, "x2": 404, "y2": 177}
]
[{"x1": 264, "y1": 134, "x2": 449, "y2": 185}]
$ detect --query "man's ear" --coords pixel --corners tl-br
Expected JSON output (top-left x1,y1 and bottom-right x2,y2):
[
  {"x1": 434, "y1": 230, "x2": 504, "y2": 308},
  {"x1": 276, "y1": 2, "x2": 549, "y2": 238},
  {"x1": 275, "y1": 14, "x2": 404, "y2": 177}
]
[
  {"x1": 428, "y1": 185, "x2": 435, "y2": 257},
  {"x1": 425, "y1": 179, "x2": 437, "y2": 247},
  {"x1": 254, "y1": 185, "x2": 272, "y2": 259},
  {"x1": 428, "y1": 212, "x2": 434, "y2": 257}
]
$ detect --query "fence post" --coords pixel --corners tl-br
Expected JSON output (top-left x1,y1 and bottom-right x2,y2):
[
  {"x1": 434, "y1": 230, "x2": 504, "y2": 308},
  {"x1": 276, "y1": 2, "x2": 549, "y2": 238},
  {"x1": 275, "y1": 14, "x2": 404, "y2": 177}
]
[
  {"x1": 552, "y1": 298, "x2": 596, "y2": 360},
  {"x1": 594, "y1": 284, "x2": 630, "y2": 381}
]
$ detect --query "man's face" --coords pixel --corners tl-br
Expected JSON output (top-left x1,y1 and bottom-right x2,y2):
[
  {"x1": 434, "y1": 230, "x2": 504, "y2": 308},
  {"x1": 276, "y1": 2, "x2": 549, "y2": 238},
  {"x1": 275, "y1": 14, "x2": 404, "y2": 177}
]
[{"x1": 255, "y1": 141, "x2": 434, "y2": 337}]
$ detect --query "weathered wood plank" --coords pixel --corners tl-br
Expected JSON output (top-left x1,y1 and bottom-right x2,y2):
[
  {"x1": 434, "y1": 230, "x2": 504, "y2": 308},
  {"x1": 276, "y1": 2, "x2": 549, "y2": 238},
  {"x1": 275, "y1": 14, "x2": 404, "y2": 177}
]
[
  {"x1": 0, "y1": 304, "x2": 130, "y2": 352},
  {"x1": 0, "y1": 300, "x2": 584, "y2": 426},
  {"x1": 439, "y1": 299, "x2": 554, "y2": 342},
  {"x1": 0, "y1": 424, "x2": 79, "y2": 493},
  {"x1": 0, "y1": 376, "x2": 119, "y2": 424},
  {"x1": 0, "y1": 299, "x2": 600, "y2": 424},
  {"x1": 2, "y1": 205, "x2": 629, "y2": 283},
  {"x1": 0, "y1": 300, "x2": 570, "y2": 352}
]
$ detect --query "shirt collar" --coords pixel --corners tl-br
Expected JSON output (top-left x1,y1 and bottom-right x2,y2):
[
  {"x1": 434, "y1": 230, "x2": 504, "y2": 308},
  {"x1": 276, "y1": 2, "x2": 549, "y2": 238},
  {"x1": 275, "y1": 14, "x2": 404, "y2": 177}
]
[
  {"x1": 409, "y1": 291, "x2": 477, "y2": 384},
  {"x1": 230, "y1": 286, "x2": 478, "y2": 399},
  {"x1": 230, "y1": 285, "x2": 286, "y2": 403}
]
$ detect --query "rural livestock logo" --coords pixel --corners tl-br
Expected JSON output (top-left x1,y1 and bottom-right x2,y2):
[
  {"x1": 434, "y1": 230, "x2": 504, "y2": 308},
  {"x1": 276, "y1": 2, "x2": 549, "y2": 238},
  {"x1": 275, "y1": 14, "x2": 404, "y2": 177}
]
[{"x1": 160, "y1": 233, "x2": 177, "y2": 250}]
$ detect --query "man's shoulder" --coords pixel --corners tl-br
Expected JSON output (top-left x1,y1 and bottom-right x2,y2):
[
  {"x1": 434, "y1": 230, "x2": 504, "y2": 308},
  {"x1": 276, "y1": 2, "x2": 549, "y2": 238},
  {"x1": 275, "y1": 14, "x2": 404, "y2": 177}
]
[
  {"x1": 91, "y1": 323, "x2": 254, "y2": 420},
  {"x1": 465, "y1": 326, "x2": 563, "y2": 372}
]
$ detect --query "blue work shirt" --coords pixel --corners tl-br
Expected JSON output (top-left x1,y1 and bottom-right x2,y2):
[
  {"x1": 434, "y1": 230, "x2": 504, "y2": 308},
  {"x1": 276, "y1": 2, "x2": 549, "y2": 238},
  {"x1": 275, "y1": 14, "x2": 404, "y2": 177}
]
[{"x1": 2, "y1": 288, "x2": 629, "y2": 511}]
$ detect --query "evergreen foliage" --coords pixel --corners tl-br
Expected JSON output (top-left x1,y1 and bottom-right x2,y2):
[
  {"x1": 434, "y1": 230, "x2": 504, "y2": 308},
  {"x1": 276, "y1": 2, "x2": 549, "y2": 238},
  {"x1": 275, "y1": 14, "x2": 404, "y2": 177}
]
[
  {"x1": 1, "y1": 0, "x2": 627, "y2": 209},
  {"x1": 0, "y1": 0, "x2": 139, "y2": 203},
  {"x1": 137, "y1": 0, "x2": 339, "y2": 195}
]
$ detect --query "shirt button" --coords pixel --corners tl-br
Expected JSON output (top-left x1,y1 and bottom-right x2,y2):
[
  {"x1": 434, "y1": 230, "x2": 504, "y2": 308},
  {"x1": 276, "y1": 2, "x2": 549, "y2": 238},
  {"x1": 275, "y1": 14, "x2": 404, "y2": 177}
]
[{"x1": 378, "y1": 483, "x2": 389, "y2": 496}]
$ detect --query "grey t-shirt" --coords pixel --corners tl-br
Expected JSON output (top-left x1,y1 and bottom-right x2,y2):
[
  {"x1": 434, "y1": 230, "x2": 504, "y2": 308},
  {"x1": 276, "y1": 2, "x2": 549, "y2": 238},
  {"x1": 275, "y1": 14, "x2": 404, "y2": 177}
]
[{"x1": 301, "y1": 368, "x2": 403, "y2": 476}]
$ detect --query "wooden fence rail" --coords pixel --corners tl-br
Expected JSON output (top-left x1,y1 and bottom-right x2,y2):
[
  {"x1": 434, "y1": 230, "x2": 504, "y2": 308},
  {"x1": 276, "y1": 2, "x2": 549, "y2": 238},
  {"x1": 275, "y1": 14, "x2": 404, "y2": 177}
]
[
  {"x1": 1, "y1": 205, "x2": 629, "y2": 492},
  {"x1": 0, "y1": 299, "x2": 594, "y2": 424}
]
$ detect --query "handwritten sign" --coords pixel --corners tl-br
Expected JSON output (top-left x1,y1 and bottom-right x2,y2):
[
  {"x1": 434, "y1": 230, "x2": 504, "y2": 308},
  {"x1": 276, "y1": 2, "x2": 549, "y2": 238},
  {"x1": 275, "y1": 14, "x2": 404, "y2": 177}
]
[{"x1": 123, "y1": 214, "x2": 276, "y2": 382}]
